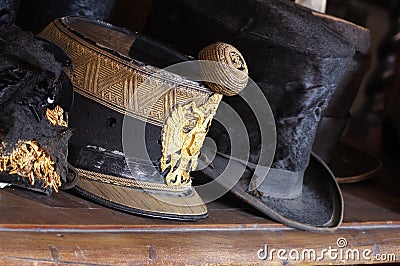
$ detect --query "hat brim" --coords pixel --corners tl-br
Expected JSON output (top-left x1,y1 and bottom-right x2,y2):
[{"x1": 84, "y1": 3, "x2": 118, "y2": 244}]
[
  {"x1": 72, "y1": 171, "x2": 208, "y2": 221},
  {"x1": 330, "y1": 141, "x2": 382, "y2": 183},
  {"x1": 198, "y1": 152, "x2": 343, "y2": 232}
]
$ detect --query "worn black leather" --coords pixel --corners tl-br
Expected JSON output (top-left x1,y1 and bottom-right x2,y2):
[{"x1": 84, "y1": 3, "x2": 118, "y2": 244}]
[{"x1": 68, "y1": 93, "x2": 166, "y2": 185}]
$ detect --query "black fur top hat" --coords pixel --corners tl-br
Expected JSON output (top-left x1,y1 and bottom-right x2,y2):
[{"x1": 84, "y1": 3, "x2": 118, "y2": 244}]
[
  {"x1": 40, "y1": 16, "x2": 248, "y2": 220},
  {"x1": 143, "y1": 0, "x2": 356, "y2": 231},
  {"x1": 0, "y1": 9, "x2": 74, "y2": 195}
]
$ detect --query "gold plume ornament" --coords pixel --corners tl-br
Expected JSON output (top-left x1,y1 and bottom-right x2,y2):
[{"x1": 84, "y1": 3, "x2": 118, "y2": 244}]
[
  {"x1": 0, "y1": 106, "x2": 67, "y2": 192},
  {"x1": 161, "y1": 94, "x2": 223, "y2": 186}
]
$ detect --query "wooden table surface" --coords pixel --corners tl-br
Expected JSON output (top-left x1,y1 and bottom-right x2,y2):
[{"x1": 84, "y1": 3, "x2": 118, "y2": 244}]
[
  {"x1": 0, "y1": 168, "x2": 399, "y2": 265},
  {"x1": 0, "y1": 114, "x2": 399, "y2": 265}
]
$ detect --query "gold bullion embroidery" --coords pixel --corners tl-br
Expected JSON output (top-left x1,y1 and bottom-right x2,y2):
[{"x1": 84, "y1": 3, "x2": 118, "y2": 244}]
[
  {"x1": 0, "y1": 106, "x2": 68, "y2": 191},
  {"x1": 0, "y1": 140, "x2": 62, "y2": 192},
  {"x1": 46, "y1": 105, "x2": 68, "y2": 127},
  {"x1": 198, "y1": 42, "x2": 249, "y2": 96}
]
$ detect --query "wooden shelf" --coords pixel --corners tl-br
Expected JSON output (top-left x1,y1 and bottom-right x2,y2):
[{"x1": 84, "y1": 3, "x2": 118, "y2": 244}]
[
  {"x1": 0, "y1": 112, "x2": 399, "y2": 265},
  {"x1": 0, "y1": 172, "x2": 399, "y2": 265}
]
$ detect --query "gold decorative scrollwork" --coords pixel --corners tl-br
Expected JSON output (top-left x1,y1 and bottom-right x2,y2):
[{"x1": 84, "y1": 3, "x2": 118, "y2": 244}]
[{"x1": 160, "y1": 94, "x2": 223, "y2": 186}]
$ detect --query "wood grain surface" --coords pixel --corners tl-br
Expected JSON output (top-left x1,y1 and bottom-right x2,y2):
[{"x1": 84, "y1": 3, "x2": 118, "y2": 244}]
[{"x1": 0, "y1": 177, "x2": 399, "y2": 265}]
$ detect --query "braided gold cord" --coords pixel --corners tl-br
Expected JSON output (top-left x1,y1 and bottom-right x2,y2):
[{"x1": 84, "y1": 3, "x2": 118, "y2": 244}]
[
  {"x1": 77, "y1": 168, "x2": 192, "y2": 192},
  {"x1": 198, "y1": 42, "x2": 249, "y2": 96}
]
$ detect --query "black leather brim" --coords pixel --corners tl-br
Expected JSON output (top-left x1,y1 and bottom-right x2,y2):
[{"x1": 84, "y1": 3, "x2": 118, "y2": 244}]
[
  {"x1": 330, "y1": 141, "x2": 382, "y2": 183},
  {"x1": 198, "y1": 153, "x2": 343, "y2": 232},
  {"x1": 71, "y1": 177, "x2": 208, "y2": 221}
]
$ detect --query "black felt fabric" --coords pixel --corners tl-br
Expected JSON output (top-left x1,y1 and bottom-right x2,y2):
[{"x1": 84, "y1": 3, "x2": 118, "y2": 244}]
[
  {"x1": 144, "y1": 0, "x2": 355, "y2": 173},
  {"x1": 0, "y1": 106, "x2": 72, "y2": 185},
  {"x1": 0, "y1": 9, "x2": 73, "y2": 192},
  {"x1": 260, "y1": 157, "x2": 334, "y2": 225},
  {"x1": 234, "y1": 155, "x2": 335, "y2": 226},
  {"x1": 194, "y1": 150, "x2": 342, "y2": 230}
]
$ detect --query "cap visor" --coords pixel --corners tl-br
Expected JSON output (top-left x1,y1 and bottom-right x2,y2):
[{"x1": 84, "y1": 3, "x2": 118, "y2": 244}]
[{"x1": 72, "y1": 174, "x2": 208, "y2": 221}]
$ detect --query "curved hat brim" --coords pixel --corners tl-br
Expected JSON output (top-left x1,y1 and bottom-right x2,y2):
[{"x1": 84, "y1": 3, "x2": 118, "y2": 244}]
[
  {"x1": 198, "y1": 153, "x2": 343, "y2": 232},
  {"x1": 72, "y1": 170, "x2": 208, "y2": 221},
  {"x1": 330, "y1": 141, "x2": 382, "y2": 183}
]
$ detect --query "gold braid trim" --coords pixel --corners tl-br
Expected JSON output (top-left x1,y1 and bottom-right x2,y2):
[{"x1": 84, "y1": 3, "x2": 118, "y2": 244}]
[
  {"x1": 0, "y1": 106, "x2": 67, "y2": 192},
  {"x1": 77, "y1": 168, "x2": 192, "y2": 192},
  {"x1": 0, "y1": 140, "x2": 62, "y2": 192},
  {"x1": 39, "y1": 19, "x2": 213, "y2": 127}
]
